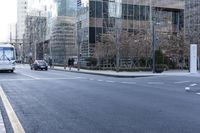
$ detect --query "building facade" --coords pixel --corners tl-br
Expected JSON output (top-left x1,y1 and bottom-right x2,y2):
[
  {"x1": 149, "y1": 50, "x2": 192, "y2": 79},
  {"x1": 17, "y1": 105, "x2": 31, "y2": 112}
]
[
  {"x1": 23, "y1": 16, "x2": 47, "y2": 61},
  {"x1": 50, "y1": 0, "x2": 77, "y2": 65},
  {"x1": 23, "y1": 0, "x2": 49, "y2": 62},
  {"x1": 185, "y1": 0, "x2": 200, "y2": 44},
  {"x1": 56, "y1": 0, "x2": 76, "y2": 17},
  {"x1": 17, "y1": 0, "x2": 28, "y2": 42},
  {"x1": 50, "y1": 17, "x2": 76, "y2": 65},
  {"x1": 77, "y1": 0, "x2": 185, "y2": 65}
]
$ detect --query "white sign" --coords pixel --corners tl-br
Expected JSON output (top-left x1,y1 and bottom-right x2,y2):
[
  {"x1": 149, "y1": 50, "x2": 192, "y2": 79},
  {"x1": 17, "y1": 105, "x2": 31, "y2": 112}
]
[{"x1": 190, "y1": 44, "x2": 197, "y2": 74}]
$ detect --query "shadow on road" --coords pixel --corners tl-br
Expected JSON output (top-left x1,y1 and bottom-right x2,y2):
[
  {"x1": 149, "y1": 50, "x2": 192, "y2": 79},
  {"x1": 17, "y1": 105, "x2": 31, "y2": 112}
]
[{"x1": 0, "y1": 71, "x2": 16, "y2": 74}]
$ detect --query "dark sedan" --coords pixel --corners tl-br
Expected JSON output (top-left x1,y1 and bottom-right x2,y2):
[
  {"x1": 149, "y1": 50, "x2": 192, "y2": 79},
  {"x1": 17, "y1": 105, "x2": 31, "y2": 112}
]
[{"x1": 31, "y1": 60, "x2": 48, "y2": 71}]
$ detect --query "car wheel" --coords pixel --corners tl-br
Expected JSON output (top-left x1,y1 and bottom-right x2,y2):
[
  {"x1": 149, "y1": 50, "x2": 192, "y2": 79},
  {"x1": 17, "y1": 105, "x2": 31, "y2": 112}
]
[{"x1": 10, "y1": 70, "x2": 14, "y2": 73}]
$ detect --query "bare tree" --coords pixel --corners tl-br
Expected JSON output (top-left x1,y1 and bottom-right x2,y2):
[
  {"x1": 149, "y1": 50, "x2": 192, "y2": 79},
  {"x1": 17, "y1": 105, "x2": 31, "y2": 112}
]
[
  {"x1": 94, "y1": 30, "x2": 152, "y2": 69},
  {"x1": 158, "y1": 30, "x2": 189, "y2": 69},
  {"x1": 94, "y1": 33, "x2": 116, "y2": 68}
]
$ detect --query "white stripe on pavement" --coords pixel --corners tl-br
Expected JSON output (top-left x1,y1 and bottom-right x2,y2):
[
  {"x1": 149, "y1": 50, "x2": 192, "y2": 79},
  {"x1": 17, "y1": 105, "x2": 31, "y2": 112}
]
[
  {"x1": 148, "y1": 82, "x2": 164, "y2": 85},
  {"x1": 0, "y1": 77, "x2": 84, "y2": 82},
  {"x1": 0, "y1": 86, "x2": 25, "y2": 133},
  {"x1": 18, "y1": 73, "x2": 40, "y2": 80},
  {"x1": 0, "y1": 110, "x2": 6, "y2": 133},
  {"x1": 0, "y1": 79, "x2": 34, "y2": 82},
  {"x1": 174, "y1": 81, "x2": 190, "y2": 84},
  {"x1": 185, "y1": 87, "x2": 190, "y2": 91},
  {"x1": 190, "y1": 84, "x2": 197, "y2": 87},
  {"x1": 105, "y1": 80, "x2": 115, "y2": 83},
  {"x1": 44, "y1": 71, "x2": 83, "y2": 78},
  {"x1": 120, "y1": 82, "x2": 136, "y2": 85}
]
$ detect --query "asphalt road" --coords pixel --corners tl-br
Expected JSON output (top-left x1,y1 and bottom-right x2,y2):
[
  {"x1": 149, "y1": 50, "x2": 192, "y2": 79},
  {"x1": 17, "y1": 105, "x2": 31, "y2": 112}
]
[{"x1": 0, "y1": 65, "x2": 200, "y2": 133}]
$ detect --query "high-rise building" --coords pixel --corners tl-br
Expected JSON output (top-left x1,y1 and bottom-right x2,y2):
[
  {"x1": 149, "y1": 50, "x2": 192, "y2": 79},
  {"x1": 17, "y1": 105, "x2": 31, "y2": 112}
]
[
  {"x1": 56, "y1": 0, "x2": 76, "y2": 17},
  {"x1": 23, "y1": 16, "x2": 46, "y2": 61},
  {"x1": 50, "y1": 0, "x2": 77, "y2": 65},
  {"x1": 50, "y1": 16, "x2": 76, "y2": 64},
  {"x1": 17, "y1": 0, "x2": 28, "y2": 42},
  {"x1": 185, "y1": 0, "x2": 200, "y2": 44},
  {"x1": 8, "y1": 24, "x2": 16, "y2": 44},
  {"x1": 23, "y1": 0, "x2": 48, "y2": 61},
  {"x1": 77, "y1": 0, "x2": 185, "y2": 65}
]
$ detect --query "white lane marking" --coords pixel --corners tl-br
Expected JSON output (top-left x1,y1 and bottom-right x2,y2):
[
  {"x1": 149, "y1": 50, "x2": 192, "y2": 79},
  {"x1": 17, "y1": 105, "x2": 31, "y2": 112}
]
[
  {"x1": 148, "y1": 82, "x2": 164, "y2": 85},
  {"x1": 97, "y1": 80, "x2": 103, "y2": 82},
  {"x1": 190, "y1": 84, "x2": 197, "y2": 87},
  {"x1": 17, "y1": 70, "x2": 85, "y2": 79},
  {"x1": 38, "y1": 77, "x2": 82, "y2": 80},
  {"x1": 44, "y1": 71, "x2": 84, "y2": 78},
  {"x1": 18, "y1": 73, "x2": 40, "y2": 80},
  {"x1": 0, "y1": 86, "x2": 25, "y2": 133},
  {"x1": 0, "y1": 110, "x2": 6, "y2": 133},
  {"x1": 185, "y1": 87, "x2": 190, "y2": 91},
  {"x1": 89, "y1": 78, "x2": 94, "y2": 81},
  {"x1": 196, "y1": 93, "x2": 200, "y2": 95},
  {"x1": 0, "y1": 79, "x2": 34, "y2": 82},
  {"x1": 174, "y1": 81, "x2": 190, "y2": 84},
  {"x1": 0, "y1": 77, "x2": 84, "y2": 82},
  {"x1": 105, "y1": 80, "x2": 115, "y2": 83},
  {"x1": 120, "y1": 82, "x2": 136, "y2": 85}
]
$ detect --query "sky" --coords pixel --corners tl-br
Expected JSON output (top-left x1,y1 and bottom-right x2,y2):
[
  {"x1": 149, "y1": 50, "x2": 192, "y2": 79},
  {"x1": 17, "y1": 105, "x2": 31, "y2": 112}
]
[{"x1": 0, "y1": 0, "x2": 17, "y2": 42}]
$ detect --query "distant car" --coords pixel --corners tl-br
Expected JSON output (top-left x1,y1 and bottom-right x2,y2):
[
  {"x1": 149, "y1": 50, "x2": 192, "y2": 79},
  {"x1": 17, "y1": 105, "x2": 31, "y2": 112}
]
[{"x1": 31, "y1": 60, "x2": 48, "y2": 71}]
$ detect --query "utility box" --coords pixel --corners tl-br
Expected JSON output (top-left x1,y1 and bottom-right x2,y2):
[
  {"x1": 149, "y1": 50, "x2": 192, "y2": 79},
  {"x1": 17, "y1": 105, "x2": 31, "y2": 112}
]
[{"x1": 190, "y1": 44, "x2": 197, "y2": 74}]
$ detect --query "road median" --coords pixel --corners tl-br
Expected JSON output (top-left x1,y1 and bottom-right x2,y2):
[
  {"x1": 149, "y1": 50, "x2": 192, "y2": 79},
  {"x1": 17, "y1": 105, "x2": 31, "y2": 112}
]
[{"x1": 50, "y1": 67, "x2": 156, "y2": 78}]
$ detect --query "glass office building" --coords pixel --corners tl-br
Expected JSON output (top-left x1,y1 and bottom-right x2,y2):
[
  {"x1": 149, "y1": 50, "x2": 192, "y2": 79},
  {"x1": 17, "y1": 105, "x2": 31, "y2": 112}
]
[
  {"x1": 77, "y1": 0, "x2": 185, "y2": 63},
  {"x1": 56, "y1": 0, "x2": 77, "y2": 17},
  {"x1": 50, "y1": 0, "x2": 77, "y2": 65}
]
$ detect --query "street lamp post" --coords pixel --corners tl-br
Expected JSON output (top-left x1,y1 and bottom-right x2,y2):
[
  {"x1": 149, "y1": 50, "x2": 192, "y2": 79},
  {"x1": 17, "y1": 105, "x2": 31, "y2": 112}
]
[
  {"x1": 77, "y1": 30, "x2": 82, "y2": 71},
  {"x1": 116, "y1": 24, "x2": 120, "y2": 72},
  {"x1": 77, "y1": 41, "x2": 81, "y2": 71},
  {"x1": 152, "y1": 21, "x2": 156, "y2": 73},
  {"x1": 115, "y1": 1, "x2": 122, "y2": 72},
  {"x1": 150, "y1": 0, "x2": 156, "y2": 73}
]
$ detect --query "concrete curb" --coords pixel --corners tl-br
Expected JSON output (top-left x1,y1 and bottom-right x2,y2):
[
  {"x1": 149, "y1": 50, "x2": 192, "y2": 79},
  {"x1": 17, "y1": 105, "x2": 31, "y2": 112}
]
[{"x1": 50, "y1": 68, "x2": 155, "y2": 78}]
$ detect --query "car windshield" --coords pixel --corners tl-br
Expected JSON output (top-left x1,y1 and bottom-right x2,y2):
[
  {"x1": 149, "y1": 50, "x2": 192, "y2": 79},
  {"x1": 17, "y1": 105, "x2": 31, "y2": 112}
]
[
  {"x1": 0, "y1": 47, "x2": 14, "y2": 61},
  {"x1": 37, "y1": 60, "x2": 46, "y2": 64}
]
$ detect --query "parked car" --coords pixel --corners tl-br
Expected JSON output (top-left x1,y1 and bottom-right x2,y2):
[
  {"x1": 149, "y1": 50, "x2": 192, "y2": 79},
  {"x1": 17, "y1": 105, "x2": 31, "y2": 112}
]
[{"x1": 31, "y1": 60, "x2": 48, "y2": 71}]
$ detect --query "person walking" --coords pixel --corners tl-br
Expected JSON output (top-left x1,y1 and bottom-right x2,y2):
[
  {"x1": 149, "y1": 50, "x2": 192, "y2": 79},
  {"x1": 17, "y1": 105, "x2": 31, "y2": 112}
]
[
  {"x1": 29, "y1": 57, "x2": 33, "y2": 66},
  {"x1": 71, "y1": 58, "x2": 74, "y2": 68},
  {"x1": 68, "y1": 58, "x2": 72, "y2": 71},
  {"x1": 49, "y1": 58, "x2": 52, "y2": 68}
]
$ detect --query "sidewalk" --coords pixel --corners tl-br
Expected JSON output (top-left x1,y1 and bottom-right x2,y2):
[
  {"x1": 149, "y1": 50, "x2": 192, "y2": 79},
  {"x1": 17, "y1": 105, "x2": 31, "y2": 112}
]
[
  {"x1": 16, "y1": 64, "x2": 199, "y2": 78},
  {"x1": 50, "y1": 66, "x2": 197, "y2": 78}
]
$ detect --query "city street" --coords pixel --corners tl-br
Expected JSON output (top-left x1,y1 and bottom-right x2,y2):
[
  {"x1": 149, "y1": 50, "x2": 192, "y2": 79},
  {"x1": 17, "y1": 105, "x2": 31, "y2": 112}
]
[{"x1": 0, "y1": 65, "x2": 200, "y2": 133}]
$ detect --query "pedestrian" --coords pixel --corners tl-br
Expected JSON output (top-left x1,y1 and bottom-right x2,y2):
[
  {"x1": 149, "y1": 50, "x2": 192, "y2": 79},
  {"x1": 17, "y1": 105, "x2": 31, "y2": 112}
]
[
  {"x1": 71, "y1": 58, "x2": 74, "y2": 68},
  {"x1": 68, "y1": 58, "x2": 72, "y2": 70},
  {"x1": 49, "y1": 58, "x2": 52, "y2": 68},
  {"x1": 29, "y1": 57, "x2": 33, "y2": 66}
]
